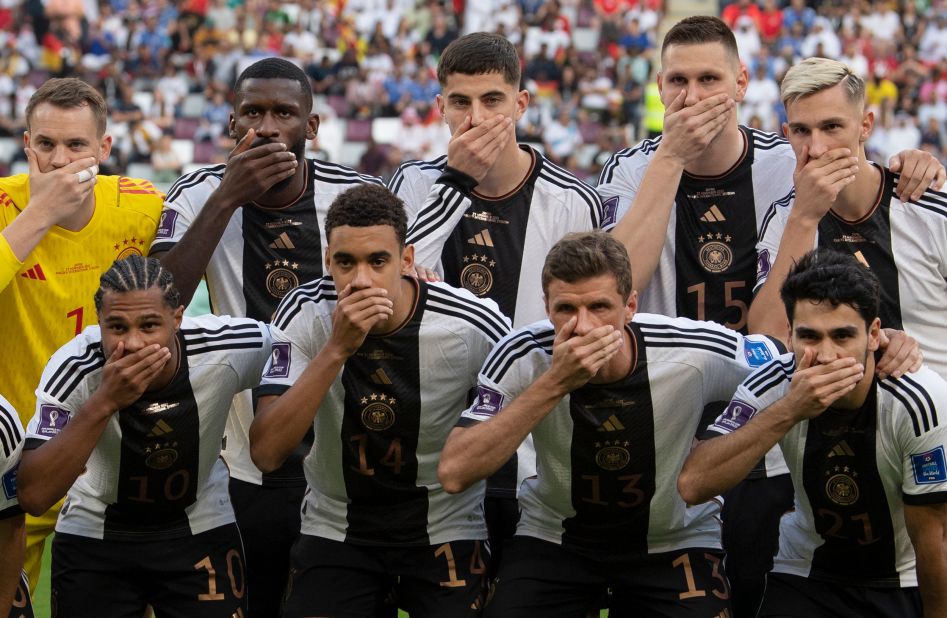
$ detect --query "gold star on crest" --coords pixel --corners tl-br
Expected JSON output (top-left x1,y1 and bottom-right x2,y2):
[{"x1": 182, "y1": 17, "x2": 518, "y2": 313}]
[
  {"x1": 388, "y1": 397, "x2": 397, "y2": 405},
  {"x1": 698, "y1": 235, "x2": 705, "y2": 243},
  {"x1": 361, "y1": 397, "x2": 368, "y2": 404},
  {"x1": 370, "y1": 393, "x2": 378, "y2": 401},
  {"x1": 715, "y1": 232, "x2": 723, "y2": 240}
]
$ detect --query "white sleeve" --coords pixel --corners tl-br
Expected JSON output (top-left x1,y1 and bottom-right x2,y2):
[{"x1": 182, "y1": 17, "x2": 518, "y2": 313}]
[
  {"x1": 0, "y1": 396, "x2": 23, "y2": 517},
  {"x1": 893, "y1": 373, "x2": 947, "y2": 504},
  {"x1": 706, "y1": 357, "x2": 792, "y2": 437},
  {"x1": 226, "y1": 319, "x2": 274, "y2": 392},
  {"x1": 149, "y1": 184, "x2": 202, "y2": 253},
  {"x1": 388, "y1": 162, "x2": 434, "y2": 228},
  {"x1": 754, "y1": 193, "x2": 794, "y2": 293},
  {"x1": 258, "y1": 319, "x2": 322, "y2": 393},
  {"x1": 596, "y1": 145, "x2": 649, "y2": 231},
  {"x1": 405, "y1": 170, "x2": 476, "y2": 274}
]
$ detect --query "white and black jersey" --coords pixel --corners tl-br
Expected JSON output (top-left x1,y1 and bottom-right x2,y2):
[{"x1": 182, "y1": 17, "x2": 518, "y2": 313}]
[
  {"x1": 0, "y1": 394, "x2": 23, "y2": 520},
  {"x1": 150, "y1": 159, "x2": 382, "y2": 486},
  {"x1": 708, "y1": 356, "x2": 947, "y2": 587},
  {"x1": 24, "y1": 316, "x2": 271, "y2": 541},
  {"x1": 757, "y1": 167, "x2": 947, "y2": 378},
  {"x1": 390, "y1": 146, "x2": 610, "y2": 328},
  {"x1": 458, "y1": 314, "x2": 782, "y2": 560},
  {"x1": 258, "y1": 277, "x2": 510, "y2": 546},
  {"x1": 597, "y1": 126, "x2": 796, "y2": 332}
]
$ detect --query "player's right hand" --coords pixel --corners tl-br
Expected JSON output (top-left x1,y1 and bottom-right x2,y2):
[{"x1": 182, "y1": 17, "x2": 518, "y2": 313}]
[
  {"x1": 785, "y1": 348, "x2": 864, "y2": 420},
  {"x1": 96, "y1": 342, "x2": 173, "y2": 413},
  {"x1": 25, "y1": 148, "x2": 98, "y2": 226},
  {"x1": 655, "y1": 90, "x2": 733, "y2": 166},
  {"x1": 216, "y1": 128, "x2": 299, "y2": 206},
  {"x1": 791, "y1": 145, "x2": 859, "y2": 221},
  {"x1": 446, "y1": 114, "x2": 513, "y2": 183},
  {"x1": 547, "y1": 318, "x2": 624, "y2": 393},
  {"x1": 329, "y1": 284, "x2": 394, "y2": 356}
]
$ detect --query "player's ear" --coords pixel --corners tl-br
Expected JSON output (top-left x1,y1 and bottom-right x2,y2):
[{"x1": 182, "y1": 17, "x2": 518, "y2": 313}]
[
  {"x1": 867, "y1": 317, "x2": 881, "y2": 352},
  {"x1": 99, "y1": 134, "x2": 112, "y2": 162},
  {"x1": 324, "y1": 246, "x2": 331, "y2": 271},
  {"x1": 624, "y1": 290, "x2": 637, "y2": 323},
  {"x1": 307, "y1": 113, "x2": 319, "y2": 140},
  {"x1": 860, "y1": 109, "x2": 874, "y2": 143},
  {"x1": 515, "y1": 89, "x2": 529, "y2": 121},
  {"x1": 401, "y1": 244, "x2": 415, "y2": 275},
  {"x1": 173, "y1": 305, "x2": 184, "y2": 330},
  {"x1": 435, "y1": 94, "x2": 445, "y2": 120},
  {"x1": 228, "y1": 113, "x2": 237, "y2": 139}
]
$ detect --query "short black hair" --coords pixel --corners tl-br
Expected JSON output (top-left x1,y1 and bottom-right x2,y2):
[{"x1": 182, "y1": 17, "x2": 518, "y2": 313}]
[
  {"x1": 780, "y1": 249, "x2": 880, "y2": 328},
  {"x1": 662, "y1": 16, "x2": 740, "y2": 66},
  {"x1": 234, "y1": 57, "x2": 312, "y2": 112},
  {"x1": 437, "y1": 32, "x2": 521, "y2": 87},
  {"x1": 325, "y1": 184, "x2": 408, "y2": 246},
  {"x1": 94, "y1": 255, "x2": 181, "y2": 313}
]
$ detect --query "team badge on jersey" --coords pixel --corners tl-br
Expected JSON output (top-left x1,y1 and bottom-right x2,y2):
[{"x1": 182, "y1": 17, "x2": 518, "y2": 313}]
[
  {"x1": 38, "y1": 404, "x2": 69, "y2": 437},
  {"x1": 697, "y1": 233, "x2": 734, "y2": 273},
  {"x1": 461, "y1": 254, "x2": 495, "y2": 296},
  {"x1": 594, "y1": 440, "x2": 630, "y2": 471},
  {"x1": 2, "y1": 465, "x2": 17, "y2": 500},
  {"x1": 713, "y1": 399, "x2": 756, "y2": 433},
  {"x1": 114, "y1": 236, "x2": 146, "y2": 260},
  {"x1": 471, "y1": 386, "x2": 504, "y2": 418},
  {"x1": 360, "y1": 393, "x2": 397, "y2": 431},
  {"x1": 264, "y1": 342, "x2": 292, "y2": 378},
  {"x1": 265, "y1": 259, "x2": 300, "y2": 299},
  {"x1": 825, "y1": 470, "x2": 860, "y2": 506},
  {"x1": 145, "y1": 440, "x2": 179, "y2": 470},
  {"x1": 156, "y1": 210, "x2": 178, "y2": 239},
  {"x1": 912, "y1": 446, "x2": 947, "y2": 485}
]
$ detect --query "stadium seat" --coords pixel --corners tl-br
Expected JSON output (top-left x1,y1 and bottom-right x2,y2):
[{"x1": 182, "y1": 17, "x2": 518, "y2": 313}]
[
  {"x1": 345, "y1": 118, "x2": 373, "y2": 142},
  {"x1": 327, "y1": 95, "x2": 350, "y2": 117},
  {"x1": 181, "y1": 93, "x2": 207, "y2": 118},
  {"x1": 170, "y1": 139, "x2": 195, "y2": 166},
  {"x1": 192, "y1": 140, "x2": 219, "y2": 164},
  {"x1": 0, "y1": 138, "x2": 18, "y2": 165},
  {"x1": 371, "y1": 117, "x2": 401, "y2": 144},
  {"x1": 172, "y1": 117, "x2": 200, "y2": 140},
  {"x1": 338, "y1": 141, "x2": 369, "y2": 167},
  {"x1": 579, "y1": 120, "x2": 602, "y2": 144}
]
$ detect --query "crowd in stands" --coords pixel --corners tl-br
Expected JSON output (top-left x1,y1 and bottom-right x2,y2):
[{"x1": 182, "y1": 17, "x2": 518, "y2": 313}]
[{"x1": 0, "y1": 0, "x2": 944, "y2": 186}]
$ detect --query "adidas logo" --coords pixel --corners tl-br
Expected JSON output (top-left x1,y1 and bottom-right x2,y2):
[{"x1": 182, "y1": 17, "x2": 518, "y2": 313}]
[
  {"x1": 147, "y1": 419, "x2": 174, "y2": 437},
  {"x1": 597, "y1": 415, "x2": 625, "y2": 432},
  {"x1": 370, "y1": 368, "x2": 392, "y2": 385},
  {"x1": 467, "y1": 230, "x2": 494, "y2": 247},
  {"x1": 828, "y1": 441, "x2": 855, "y2": 457},
  {"x1": 700, "y1": 206, "x2": 726, "y2": 222},
  {"x1": 20, "y1": 264, "x2": 46, "y2": 280},
  {"x1": 269, "y1": 233, "x2": 296, "y2": 250}
]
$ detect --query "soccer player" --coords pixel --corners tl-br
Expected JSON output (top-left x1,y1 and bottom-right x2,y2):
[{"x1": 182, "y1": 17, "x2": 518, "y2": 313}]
[
  {"x1": 249, "y1": 184, "x2": 510, "y2": 616},
  {"x1": 0, "y1": 395, "x2": 33, "y2": 618},
  {"x1": 150, "y1": 57, "x2": 382, "y2": 615},
  {"x1": 0, "y1": 77, "x2": 163, "y2": 592},
  {"x1": 16, "y1": 255, "x2": 272, "y2": 618},
  {"x1": 438, "y1": 231, "x2": 784, "y2": 615},
  {"x1": 751, "y1": 57, "x2": 947, "y2": 379},
  {"x1": 388, "y1": 32, "x2": 607, "y2": 566},
  {"x1": 595, "y1": 17, "x2": 941, "y2": 613},
  {"x1": 680, "y1": 249, "x2": 947, "y2": 617}
]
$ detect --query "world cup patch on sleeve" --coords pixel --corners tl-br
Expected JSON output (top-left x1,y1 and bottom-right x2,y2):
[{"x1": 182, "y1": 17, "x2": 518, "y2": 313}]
[
  {"x1": 2, "y1": 465, "x2": 17, "y2": 500},
  {"x1": 264, "y1": 342, "x2": 291, "y2": 378},
  {"x1": 602, "y1": 195, "x2": 620, "y2": 228},
  {"x1": 471, "y1": 386, "x2": 505, "y2": 418},
  {"x1": 155, "y1": 210, "x2": 178, "y2": 239},
  {"x1": 757, "y1": 249, "x2": 771, "y2": 282},
  {"x1": 38, "y1": 404, "x2": 69, "y2": 437},
  {"x1": 912, "y1": 446, "x2": 947, "y2": 485},
  {"x1": 712, "y1": 399, "x2": 757, "y2": 433},
  {"x1": 743, "y1": 338, "x2": 774, "y2": 367}
]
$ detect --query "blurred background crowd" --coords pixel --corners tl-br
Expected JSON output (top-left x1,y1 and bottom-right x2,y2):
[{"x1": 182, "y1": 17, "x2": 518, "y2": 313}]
[{"x1": 0, "y1": 0, "x2": 944, "y2": 188}]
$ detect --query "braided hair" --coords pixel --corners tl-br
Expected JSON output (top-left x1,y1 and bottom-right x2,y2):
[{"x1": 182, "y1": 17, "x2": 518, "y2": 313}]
[{"x1": 93, "y1": 255, "x2": 181, "y2": 313}]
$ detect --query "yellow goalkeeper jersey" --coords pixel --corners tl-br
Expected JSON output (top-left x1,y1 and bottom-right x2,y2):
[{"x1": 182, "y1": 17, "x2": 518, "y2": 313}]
[{"x1": 0, "y1": 174, "x2": 163, "y2": 424}]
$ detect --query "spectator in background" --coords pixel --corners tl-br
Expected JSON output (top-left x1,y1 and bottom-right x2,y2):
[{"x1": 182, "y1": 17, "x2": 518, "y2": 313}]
[
  {"x1": 150, "y1": 133, "x2": 183, "y2": 184},
  {"x1": 741, "y1": 62, "x2": 779, "y2": 131},
  {"x1": 801, "y1": 17, "x2": 840, "y2": 58},
  {"x1": 733, "y1": 15, "x2": 762, "y2": 64},
  {"x1": 722, "y1": 0, "x2": 761, "y2": 30},
  {"x1": 758, "y1": 0, "x2": 782, "y2": 43},
  {"x1": 543, "y1": 106, "x2": 583, "y2": 166},
  {"x1": 782, "y1": 0, "x2": 815, "y2": 34},
  {"x1": 867, "y1": 65, "x2": 899, "y2": 113}
]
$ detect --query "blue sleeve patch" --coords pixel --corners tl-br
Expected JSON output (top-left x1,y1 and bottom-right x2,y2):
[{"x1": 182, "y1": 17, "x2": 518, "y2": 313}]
[
  {"x1": 912, "y1": 446, "x2": 947, "y2": 485},
  {"x1": 601, "y1": 195, "x2": 619, "y2": 228},
  {"x1": 2, "y1": 465, "x2": 17, "y2": 500},
  {"x1": 743, "y1": 339, "x2": 774, "y2": 367},
  {"x1": 263, "y1": 342, "x2": 291, "y2": 378}
]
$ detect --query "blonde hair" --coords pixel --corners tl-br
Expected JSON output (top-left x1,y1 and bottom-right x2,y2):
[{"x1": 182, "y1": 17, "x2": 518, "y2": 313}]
[{"x1": 780, "y1": 58, "x2": 864, "y2": 109}]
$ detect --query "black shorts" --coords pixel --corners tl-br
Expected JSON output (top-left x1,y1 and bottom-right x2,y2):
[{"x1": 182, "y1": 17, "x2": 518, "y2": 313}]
[
  {"x1": 485, "y1": 536, "x2": 732, "y2": 617},
  {"x1": 51, "y1": 523, "x2": 247, "y2": 618},
  {"x1": 721, "y1": 474, "x2": 794, "y2": 617},
  {"x1": 758, "y1": 572, "x2": 922, "y2": 617},
  {"x1": 282, "y1": 534, "x2": 488, "y2": 618},
  {"x1": 228, "y1": 477, "x2": 303, "y2": 618},
  {"x1": 9, "y1": 570, "x2": 33, "y2": 618}
]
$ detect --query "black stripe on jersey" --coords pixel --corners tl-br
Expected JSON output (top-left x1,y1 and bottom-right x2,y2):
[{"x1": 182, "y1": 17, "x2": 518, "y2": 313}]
[
  {"x1": 0, "y1": 402, "x2": 22, "y2": 459},
  {"x1": 272, "y1": 278, "x2": 337, "y2": 330},
  {"x1": 165, "y1": 164, "x2": 225, "y2": 204},
  {"x1": 482, "y1": 328, "x2": 555, "y2": 381},
  {"x1": 425, "y1": 286, "x2": 509, "y2": 343},
  {"x1": 746, "y1": 127, "x2": 788, "y2": 151},
  {"x1": 879, "y1": 376, "x2": 939, "y2": 437},
  {"x1": 539, "y1": 161, "x2": 603, "y2": 228},
  {"x1": 910, "y1": 183, "x2": 947, "y2": 219},
  {"x1": 311, "y1": 159, "x2": 383, "y2": 185},
  {"x1": 387, "y1": 156, "x2": 446, "y2": 194},
  {"x1": 597, "y1": 137, "x2": 662, "y2": 185},
  {"x1": 638, "y1": 323, "x2": 738, "y2": 356},
  {"x1": 745, "y1": 356, "x2": 795, "y2": 396},
  {"x1": 405, "y1": 184, "x2": 467, "y2": 244},
  {"x1": 45, "y1": 344, "x2": 105, "y2": 402},
  {"x1": 758, "y1": 189, "x2": 795, "y2": 242}
]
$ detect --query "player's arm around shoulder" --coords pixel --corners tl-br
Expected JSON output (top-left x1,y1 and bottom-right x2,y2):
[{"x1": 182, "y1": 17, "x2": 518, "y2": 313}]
[{"x1": 0, "y1": 397, "x2": 25, "y2": 616}]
